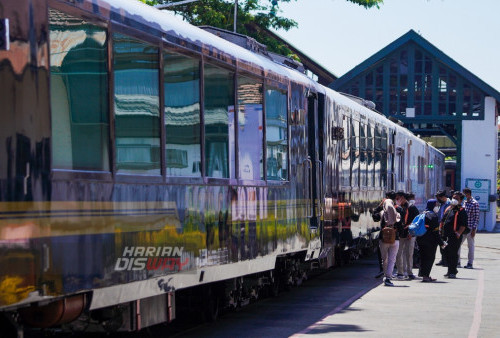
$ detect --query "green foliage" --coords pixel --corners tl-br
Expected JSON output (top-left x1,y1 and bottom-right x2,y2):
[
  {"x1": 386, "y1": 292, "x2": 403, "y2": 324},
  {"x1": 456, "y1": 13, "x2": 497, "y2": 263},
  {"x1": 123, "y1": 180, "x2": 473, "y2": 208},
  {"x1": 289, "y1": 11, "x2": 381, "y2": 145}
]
[
  {"x1": 346, "y1": 0, "x2": 384, "y2": 9},
  {"x1": 497, "y1": 159, "x2": 500, "y2": 191},
  {"x1": 140, "y1": 0, "x2": 383, "y2": 56}
]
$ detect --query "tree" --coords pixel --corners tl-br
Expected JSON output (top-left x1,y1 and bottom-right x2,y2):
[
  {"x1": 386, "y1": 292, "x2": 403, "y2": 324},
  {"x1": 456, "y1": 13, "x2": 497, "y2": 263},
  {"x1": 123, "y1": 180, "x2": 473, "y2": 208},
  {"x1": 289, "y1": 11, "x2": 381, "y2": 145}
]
[{"x1": 139, "y1": 0, "x2": 383, "y2": 56}]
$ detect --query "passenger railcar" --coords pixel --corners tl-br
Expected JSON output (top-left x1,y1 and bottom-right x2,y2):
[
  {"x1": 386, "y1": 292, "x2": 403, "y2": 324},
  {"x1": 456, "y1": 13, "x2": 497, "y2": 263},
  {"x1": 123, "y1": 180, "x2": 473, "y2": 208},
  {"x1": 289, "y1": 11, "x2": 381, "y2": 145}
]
[{"x1": 0, "y1": 0, "x2": 444, "y2": 332}]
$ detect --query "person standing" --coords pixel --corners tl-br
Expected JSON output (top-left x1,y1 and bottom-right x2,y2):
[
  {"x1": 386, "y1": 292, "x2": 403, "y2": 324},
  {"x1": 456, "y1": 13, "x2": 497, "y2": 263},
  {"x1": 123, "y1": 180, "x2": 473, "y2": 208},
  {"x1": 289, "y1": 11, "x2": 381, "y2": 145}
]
[
  {"x1": 379, "y1": 191, "x2": 400, "y2": 286},
  {"x1": 441, "y1": 191, "x2": 468, "y2": 279},
  {"x1": 459, "y1": 188, "x2": 479, "y2": 269},
  {"x1": 435, "y1": 190, "x2": 451, "y2": 266},
  {"x1": 395, "y1": 191, "x2": 420, "y2": 279},
  {"x1": 417, "y1": 199, "x2": 446, "y2": 282}
]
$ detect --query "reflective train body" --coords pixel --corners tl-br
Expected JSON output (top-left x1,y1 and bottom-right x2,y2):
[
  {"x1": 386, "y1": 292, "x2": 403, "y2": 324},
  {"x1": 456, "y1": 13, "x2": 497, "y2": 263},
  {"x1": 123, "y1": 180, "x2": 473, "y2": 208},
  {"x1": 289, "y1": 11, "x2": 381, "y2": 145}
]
[{"x1": 0, "y1": 0, "x2": 444, "y2": 331}]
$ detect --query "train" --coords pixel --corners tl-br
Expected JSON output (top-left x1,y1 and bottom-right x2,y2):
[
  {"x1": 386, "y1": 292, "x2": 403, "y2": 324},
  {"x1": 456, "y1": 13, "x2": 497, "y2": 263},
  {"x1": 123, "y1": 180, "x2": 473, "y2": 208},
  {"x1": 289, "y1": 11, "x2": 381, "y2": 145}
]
[{"x1": 0, "y1": 0, "x2": 445, "y2": 333}]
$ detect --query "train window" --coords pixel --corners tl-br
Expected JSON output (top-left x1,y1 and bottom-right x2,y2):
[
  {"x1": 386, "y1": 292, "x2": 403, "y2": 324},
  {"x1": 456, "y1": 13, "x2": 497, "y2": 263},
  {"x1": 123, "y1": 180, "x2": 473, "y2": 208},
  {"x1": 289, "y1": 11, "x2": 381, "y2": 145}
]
[
  {"x1": 367, "y1": 126, "x2": 375, "y2": 187},
  {"x1": 359, "y1": 123, "x2": 367, "y2": 187},
  {"x1": 113, "y1": 33, "x2": 160, "y2": 174},
  {"x1": 204, "y1": 64, "x2": 235, "y2": 178},
  {"x1": 265, "y1": 87, "x2": 288, "y2": 181},
  {"x1": 374, "y1": 127, "x2": 381, "y2": 188},
  {"x1": 380, "y1": 128, "x2": 388, "y2": 188},
  {"x1": 350, "y1": 120, "x2": 359, "y2": 188},
  {"x1": 418, "y1": 156, "x2": 425, "y2": 184},
  {"x1": 397, "y1": 147, "x2": 405, "y2": 182},
  {"x1": 163, "y1": 52, "x2": 201, "y2": 177},
  {"x1": 340, "y1": 115, "x2": 351, "y2": 187},
  {"x1": 237, "y1": 76, "x2": 264, "y2": 180},
  {"x1": 49, "y1": 9, "x2": 110, "y2": 171}
]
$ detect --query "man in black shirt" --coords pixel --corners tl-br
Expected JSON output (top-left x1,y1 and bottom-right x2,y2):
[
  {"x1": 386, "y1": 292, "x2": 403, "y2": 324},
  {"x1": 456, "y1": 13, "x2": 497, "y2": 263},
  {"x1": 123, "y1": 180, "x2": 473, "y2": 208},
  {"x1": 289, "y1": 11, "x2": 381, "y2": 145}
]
[
  {"x1": 441, "y1": 191, "x2": 468, "y2": 279},
  {"x1": 395, "y1": 191, "x2": 420, "y2": 279}
]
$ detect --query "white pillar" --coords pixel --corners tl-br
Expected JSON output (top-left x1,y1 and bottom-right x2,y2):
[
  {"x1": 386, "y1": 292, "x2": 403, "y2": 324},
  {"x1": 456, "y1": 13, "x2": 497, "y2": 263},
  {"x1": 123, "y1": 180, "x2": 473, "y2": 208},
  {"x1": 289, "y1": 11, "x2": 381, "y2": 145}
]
[{"x1": 461, "y1": 96, "x2": 497, "y2": 231}]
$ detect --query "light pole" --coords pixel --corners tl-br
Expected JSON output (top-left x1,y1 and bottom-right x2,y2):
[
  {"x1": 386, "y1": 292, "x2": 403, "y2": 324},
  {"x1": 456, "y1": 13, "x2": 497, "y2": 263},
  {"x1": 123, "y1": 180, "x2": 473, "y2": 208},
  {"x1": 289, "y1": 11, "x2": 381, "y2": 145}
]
[{"x1": 234, "y1": 0, "x2": 238, "y2": 33}]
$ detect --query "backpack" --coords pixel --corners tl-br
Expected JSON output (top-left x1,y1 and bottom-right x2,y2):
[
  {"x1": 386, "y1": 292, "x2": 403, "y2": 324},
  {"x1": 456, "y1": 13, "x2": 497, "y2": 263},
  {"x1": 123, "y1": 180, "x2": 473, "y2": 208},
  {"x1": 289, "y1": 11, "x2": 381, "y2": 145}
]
[
  {"x1": 371, "y1": 199, "x2": 385, "y2": 222},
  {"x1": 408, "y1": 212, "x2": 427, "y2": 237},
  {"x1": 372, "y1": 205, "x2": 383, "y2": 222}
]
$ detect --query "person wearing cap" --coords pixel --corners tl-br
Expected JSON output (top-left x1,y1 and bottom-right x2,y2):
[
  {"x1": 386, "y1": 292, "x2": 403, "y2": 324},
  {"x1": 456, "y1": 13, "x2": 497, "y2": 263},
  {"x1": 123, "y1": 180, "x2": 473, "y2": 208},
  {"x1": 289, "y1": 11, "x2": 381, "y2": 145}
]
[
  {"x1": 417, "y1": 199, "x2": 446, "y2": 282},
  {"x1": 441, "y1": 191, "x2": 468, "y2": 279},
  {"x1": 395, "y1": 191, "x2": 420, "y2": 279},
  {"x1": 435, "y1": 190, "x2": 451, "y2": 266},
  {"x1": 458, "y1": 188, "x2": 479, "y2": 269}
]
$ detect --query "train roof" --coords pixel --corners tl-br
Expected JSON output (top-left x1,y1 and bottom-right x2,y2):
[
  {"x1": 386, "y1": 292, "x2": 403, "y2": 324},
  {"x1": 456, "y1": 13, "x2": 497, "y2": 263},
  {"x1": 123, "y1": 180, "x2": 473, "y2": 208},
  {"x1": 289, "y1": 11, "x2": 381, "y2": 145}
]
[
  {"x1": 87, "y1": 0, "x2": 440, "y2": 154},
  {"x1": 98, "y1": 0, "x2": 320, "y2": 89}
]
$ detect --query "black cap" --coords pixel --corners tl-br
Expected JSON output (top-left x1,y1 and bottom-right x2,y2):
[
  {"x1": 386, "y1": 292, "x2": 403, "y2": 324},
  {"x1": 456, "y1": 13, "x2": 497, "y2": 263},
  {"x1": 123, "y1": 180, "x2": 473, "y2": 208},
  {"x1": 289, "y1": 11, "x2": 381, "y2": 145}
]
[
  {"x1": 435, "y1": 190, "x2": 447, "y2": 198},
  {"x1": 395, "y1": 190, "x2": 406, "y2": 197}
]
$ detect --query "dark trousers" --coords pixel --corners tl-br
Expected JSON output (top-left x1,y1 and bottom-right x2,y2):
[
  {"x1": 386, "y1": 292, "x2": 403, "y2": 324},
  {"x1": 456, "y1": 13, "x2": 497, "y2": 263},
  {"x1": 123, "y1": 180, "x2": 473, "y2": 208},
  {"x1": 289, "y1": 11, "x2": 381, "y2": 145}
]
[
  {"x1": 439, "y1": 246, "x2": 447, "y2": 265},
  {"x1": 419, "y1": 244, "x2": 438, "y2": 277},
  {"x1": 444, "y1": 236, "x2": 461, "y2": 275},
  {"x1": 377, "y1": 245, "x2": 383, "y2": 271}
]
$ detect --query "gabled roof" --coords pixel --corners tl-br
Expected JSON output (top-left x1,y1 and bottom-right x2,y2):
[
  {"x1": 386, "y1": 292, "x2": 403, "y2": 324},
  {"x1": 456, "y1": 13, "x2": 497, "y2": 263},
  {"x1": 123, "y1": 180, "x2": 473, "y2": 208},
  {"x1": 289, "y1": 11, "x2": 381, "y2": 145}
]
[{"x1": 330, "y1": 29, "x2": 500, "y2": 103}]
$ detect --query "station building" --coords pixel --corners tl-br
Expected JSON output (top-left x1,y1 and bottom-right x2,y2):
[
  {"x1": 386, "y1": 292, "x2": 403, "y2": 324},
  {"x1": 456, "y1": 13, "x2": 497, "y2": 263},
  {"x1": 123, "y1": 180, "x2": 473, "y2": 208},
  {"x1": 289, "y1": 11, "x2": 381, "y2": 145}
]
[{"x1": 331, "y1": 30, "x2": 500, "y2": 231}]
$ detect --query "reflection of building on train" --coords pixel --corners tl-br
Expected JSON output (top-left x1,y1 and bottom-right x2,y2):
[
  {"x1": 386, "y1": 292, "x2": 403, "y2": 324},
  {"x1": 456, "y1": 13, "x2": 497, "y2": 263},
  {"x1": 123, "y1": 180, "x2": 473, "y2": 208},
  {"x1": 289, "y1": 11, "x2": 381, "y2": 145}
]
[{"x1": 0, "y1": 0, "x2": 444, "y2": 333}]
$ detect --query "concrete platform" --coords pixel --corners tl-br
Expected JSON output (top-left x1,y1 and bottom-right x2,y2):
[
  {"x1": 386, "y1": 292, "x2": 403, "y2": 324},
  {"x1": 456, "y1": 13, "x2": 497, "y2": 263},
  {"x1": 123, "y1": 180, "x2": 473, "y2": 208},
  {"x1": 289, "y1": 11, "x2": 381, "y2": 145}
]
[
  {"x1": 294, "y1": 233, "x2": 500, "y2": 338},
  {"x1": 176, "y1": 233, "x2": 500, "y2": 338}
]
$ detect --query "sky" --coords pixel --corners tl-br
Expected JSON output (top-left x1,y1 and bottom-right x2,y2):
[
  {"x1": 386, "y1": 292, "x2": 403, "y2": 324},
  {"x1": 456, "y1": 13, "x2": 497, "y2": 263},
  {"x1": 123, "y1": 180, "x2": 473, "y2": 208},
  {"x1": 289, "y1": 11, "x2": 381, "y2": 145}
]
[{"x1": 272, "y1": 0, "x2": 500, "y2": 92}]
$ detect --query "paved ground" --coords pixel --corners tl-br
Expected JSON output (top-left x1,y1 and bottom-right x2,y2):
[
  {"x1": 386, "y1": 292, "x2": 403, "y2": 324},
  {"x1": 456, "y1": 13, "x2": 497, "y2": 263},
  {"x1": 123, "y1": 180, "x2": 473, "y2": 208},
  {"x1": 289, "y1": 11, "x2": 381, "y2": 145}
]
[{"x1": 176, "y1": 232, "x2": 500, "y2": 338}]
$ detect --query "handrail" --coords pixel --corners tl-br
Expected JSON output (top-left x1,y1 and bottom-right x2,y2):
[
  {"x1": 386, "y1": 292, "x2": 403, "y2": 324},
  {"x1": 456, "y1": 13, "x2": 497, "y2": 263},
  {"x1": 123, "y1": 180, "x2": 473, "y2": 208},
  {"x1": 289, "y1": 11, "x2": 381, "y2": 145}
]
[
  {"x1": 303, "y1": 157, "x2": 313, "y2": 218},
  {"x1": 316, "y1": 159, "x2": 324, "y2": 217}
]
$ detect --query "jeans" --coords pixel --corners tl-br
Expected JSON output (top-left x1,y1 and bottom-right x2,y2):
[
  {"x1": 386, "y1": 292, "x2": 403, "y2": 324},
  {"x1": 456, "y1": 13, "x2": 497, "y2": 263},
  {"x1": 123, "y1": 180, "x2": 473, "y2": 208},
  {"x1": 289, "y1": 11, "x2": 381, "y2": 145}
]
[{"x1": 458, "y1": 232, "x2": 475, "y2": 265}]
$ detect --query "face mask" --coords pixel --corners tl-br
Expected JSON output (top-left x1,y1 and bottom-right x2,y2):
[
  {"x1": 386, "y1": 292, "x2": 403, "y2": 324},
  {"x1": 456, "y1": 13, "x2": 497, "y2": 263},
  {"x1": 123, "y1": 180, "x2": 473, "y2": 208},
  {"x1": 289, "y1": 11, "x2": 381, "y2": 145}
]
[
  {"x1": 409, "y1": 200, "x2": 415, "y2": 206},
  {"x1": 433, "y1": 206, "x2": 440, "y2": 213},
  {"x1": 450, "y1": 199, "x2": 459, "y2": 206}
]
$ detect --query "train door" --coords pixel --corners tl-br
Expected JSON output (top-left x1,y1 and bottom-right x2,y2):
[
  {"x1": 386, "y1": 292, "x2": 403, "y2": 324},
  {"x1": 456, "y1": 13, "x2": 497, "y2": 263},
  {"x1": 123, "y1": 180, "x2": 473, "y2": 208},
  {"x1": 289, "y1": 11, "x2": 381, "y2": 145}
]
[{"x1": 307, "y1": 92, "x2": 322, "y2": 229}]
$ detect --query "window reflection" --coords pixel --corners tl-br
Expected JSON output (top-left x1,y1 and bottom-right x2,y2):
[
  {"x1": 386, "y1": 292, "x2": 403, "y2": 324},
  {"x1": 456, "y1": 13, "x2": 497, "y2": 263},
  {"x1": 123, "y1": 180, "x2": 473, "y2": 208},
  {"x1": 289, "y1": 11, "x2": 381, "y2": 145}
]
[
  {"x1": 164, "y1": 52, "x2": 201, "y2": 177},
  {"x1": 113, "y1": 33, "x2": 160, "y2": 174},
  {"x1": 204, "y1": 64, "x2": 235, "y2": 178},
  {"x1": 49, "y1": 9, "x2": 109, "y2": 171},
  {"x1": 265, "y1": 87, "x2": 288, "y2": 181},
  {"x1": 238, "y1": 76, "x2": 264, "y2": 180}
]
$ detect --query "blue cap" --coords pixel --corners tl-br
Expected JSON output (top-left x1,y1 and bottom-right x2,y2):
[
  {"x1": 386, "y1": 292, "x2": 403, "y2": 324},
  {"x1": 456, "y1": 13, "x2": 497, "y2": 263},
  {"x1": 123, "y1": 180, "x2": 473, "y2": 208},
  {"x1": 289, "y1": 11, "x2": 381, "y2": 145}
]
[{"x1": 426, "y1": 199, "x2": 437, "y2": 211}]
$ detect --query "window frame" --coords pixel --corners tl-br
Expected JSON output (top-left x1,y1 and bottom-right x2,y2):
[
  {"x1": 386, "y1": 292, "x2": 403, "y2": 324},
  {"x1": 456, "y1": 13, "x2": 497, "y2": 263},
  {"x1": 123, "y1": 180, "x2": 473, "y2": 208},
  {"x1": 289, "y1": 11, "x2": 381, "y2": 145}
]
[
  {"x1": 48, "y1": 3, "x2": 112, "y2": 181},
  {"x1": 264, "y1": 81, "x2": 290, "y2": 184}
]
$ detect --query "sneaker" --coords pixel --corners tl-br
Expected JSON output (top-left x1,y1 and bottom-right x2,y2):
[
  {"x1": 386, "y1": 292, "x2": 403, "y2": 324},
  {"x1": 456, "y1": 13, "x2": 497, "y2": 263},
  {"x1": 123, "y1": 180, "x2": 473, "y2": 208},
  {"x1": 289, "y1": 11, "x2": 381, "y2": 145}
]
[
  {"x1": 384, "y1": 278, "x2": 394, "y2": 286},
  {"x1": 422, "y1": 277, "x2": 437, "y2": 283},
  {"x1": 447, "y1": 274, "x2": 457, "y2": 279},
  {"x1": 375, "y1": 271, "x2": 385, "y2": 278},
  {"x1": 396, "y1": 274, "x2": 405, "y2": 280},
  {"x1": 408, "y1": 274, "x2": 416, "y2": 280},
  {"x1": 443, "y1": 273, "x2": 449, "y2": 277},
  {"x1": 464, "y1": 263, "x2": 473, "y2": 269}
]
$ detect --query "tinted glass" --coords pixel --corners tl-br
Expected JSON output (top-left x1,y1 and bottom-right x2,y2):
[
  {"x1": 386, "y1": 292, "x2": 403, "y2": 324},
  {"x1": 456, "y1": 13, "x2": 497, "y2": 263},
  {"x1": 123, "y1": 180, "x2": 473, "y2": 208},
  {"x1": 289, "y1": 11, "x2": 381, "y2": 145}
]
[
  {"x1": 50, "y1": 9, "x2": 109, "y2": 171},
  {"x1": 204, "y1": 64, "x2": 235, "y2": 178},
  {"x1": 265, "y1": 87, "x2": 288, "y2": 181},
  {"x1": 238, "y1": 76, "x2": 264, "y2": 180},
  {"x1": 113, "y1": 33, "x2": 160, "y2": 174},
  {"x1": 164, "y1": 52, "x2": 201, "y2": 177}
]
